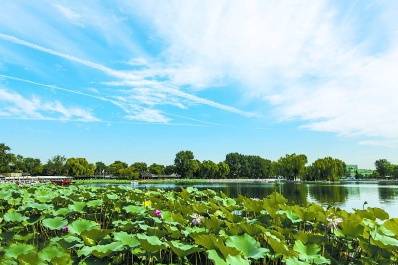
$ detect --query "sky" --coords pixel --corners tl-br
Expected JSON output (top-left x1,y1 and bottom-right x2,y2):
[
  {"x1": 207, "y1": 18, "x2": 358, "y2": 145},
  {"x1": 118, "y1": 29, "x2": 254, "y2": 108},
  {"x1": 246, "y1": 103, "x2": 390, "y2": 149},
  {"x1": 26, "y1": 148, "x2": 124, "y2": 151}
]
[{"x1": 0, "y1": 0, "x2": 398, "y2": 168}]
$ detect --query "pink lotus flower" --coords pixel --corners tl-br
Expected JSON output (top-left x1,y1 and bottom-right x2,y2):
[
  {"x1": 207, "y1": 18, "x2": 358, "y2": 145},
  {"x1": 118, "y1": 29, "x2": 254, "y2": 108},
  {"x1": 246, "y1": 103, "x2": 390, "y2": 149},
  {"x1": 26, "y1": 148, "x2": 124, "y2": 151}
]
[{"x1": 153, "y1": 209, "x2": 162, "y2": 217}]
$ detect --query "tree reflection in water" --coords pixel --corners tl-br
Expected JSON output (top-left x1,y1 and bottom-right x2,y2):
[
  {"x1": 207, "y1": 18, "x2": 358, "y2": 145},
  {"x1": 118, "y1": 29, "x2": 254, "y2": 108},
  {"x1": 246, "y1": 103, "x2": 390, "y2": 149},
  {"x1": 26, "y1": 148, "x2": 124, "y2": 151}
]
[
  {"x1": 378, "y1": 186, "x2": 398, "y2": 202},
  {"x1": 308, "y1": 184, "x2": 355, "y2": 206}
]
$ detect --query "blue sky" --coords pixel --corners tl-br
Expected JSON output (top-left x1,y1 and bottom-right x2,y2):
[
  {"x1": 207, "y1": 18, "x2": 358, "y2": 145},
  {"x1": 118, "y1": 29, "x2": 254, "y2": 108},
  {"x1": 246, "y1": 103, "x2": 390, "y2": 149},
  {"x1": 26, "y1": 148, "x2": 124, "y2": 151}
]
[{"x1": 1, "y1": 1, "x2": 398, "y2": 168}]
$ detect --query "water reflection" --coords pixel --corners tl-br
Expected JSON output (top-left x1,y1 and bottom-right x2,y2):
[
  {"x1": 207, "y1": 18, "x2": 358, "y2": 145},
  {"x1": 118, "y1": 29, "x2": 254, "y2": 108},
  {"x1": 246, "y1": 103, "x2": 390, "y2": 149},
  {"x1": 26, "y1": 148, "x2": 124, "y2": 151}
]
[
  {"x1": 308, "y1": 184, "x2": 352, "y2": 206},
  {"x1": 87, "y1": 181, "x2": 398, "y2": 216},
  {"x1": 378, "y1": 186, "x2": 398, "y2": 202}
]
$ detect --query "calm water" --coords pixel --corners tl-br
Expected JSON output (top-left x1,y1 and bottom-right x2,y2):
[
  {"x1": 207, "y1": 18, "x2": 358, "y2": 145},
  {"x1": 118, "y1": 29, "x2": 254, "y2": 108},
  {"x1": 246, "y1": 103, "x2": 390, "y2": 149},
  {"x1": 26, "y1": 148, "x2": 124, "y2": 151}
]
[{"x1": 130, "y1": 181, "x2": 398, "y2": 216}]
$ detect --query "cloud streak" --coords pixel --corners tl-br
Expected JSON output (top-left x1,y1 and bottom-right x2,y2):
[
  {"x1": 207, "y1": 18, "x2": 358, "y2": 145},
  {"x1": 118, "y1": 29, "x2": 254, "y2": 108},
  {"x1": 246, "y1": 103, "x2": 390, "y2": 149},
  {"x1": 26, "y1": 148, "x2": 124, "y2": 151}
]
[
  {"x1": 0, "y1": 88, "x2": 98, "y2": 122},
  {"x1": 123, "y1": 0, "x2": 398, "y2": 144},
  {"x1": 0, "y1": 33, "x2": 254, "y2": 123}
]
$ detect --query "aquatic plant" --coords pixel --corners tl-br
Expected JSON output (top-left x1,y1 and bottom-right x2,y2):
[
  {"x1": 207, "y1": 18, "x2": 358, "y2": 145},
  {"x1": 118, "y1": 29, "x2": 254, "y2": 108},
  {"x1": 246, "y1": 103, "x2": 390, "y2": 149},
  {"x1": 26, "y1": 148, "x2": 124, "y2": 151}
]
[{"x1": 0, "y1": 184, "x2": 397, "y2": 264}]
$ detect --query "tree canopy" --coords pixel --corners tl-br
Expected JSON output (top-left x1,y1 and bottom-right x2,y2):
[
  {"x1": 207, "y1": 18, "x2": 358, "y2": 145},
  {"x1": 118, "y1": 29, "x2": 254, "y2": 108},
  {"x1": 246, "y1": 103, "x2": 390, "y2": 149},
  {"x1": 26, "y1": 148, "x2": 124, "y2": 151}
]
[{"x1": 0, "y1": 143, "x2": 393, "y2": 180}]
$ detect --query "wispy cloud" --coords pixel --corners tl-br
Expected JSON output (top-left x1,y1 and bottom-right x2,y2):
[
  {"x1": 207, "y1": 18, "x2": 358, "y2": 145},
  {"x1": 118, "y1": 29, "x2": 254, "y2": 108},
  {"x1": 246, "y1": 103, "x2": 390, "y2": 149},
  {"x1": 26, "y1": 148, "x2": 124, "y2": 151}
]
[
  {"x1": 0, "y1": 33, "x2": 254, "y2": 123},
  {"x1": 0, "y1": 88, "x2": 98, "y2": 122},
  {"x1": 121, "y1": 0, "x2": 398, "y2": 144}
]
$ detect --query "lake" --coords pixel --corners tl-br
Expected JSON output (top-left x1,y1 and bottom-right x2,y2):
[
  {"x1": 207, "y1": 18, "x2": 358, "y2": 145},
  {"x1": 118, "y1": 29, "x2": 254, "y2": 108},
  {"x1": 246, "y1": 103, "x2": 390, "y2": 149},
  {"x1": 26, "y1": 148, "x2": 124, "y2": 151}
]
[{"x1": 129, "y1": 181, "x2": 398, "y2": 216}]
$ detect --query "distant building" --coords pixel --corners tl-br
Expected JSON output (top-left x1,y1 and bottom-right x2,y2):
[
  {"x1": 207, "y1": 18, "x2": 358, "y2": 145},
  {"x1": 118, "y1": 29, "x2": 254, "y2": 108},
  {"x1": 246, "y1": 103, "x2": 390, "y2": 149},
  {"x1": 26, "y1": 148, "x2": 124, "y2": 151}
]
[
  {"x1": 346, "y1": 164, "x2": 374, "y2": 178},
  {"x1": 140, "y1": 172, "x2": 181, "y2": 179},
  {"x1": 2, "y1": 172, "x2": 23, "y2": 178}
]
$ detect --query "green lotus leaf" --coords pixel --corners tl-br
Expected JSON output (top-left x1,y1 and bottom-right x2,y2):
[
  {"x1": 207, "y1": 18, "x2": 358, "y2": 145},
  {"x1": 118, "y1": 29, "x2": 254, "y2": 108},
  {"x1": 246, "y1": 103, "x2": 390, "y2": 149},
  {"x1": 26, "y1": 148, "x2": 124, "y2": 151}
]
[
  {"x1": 226, "y1": 234, "x2": 269, "y2": 259},
  {"x1": 68, "y1": 201, "x2": 86, "y2": 212},
  {"x1": 123, "y1": 205, "x2": 146, "y2": 215},
  {"x1": 3, "y1": 210, "x2": 27, "y2": 223},
  {"x1": 68, "y1": 219, "x2": 99, "y2": 235},
  {"x1": 53, "y1": 207, "x2": 71, "y2": 216},
  {"x1": 284, "y1": 257, "x2": 309, "y2": 265},
  {"x1": 293, "y1": 240, "x2": 330, "y2": 264},
  {"x1": 193, "y1": 234, "x2": 240, "y2": 258},
  {"x1": 382, "y1": 218, "x2": 398, "y2": 236},
  {"x1": 5, "y1": 243, "x2": 35, "y2": 259},
  {"x1": 338, "y1": 214, "x2": 364, "y2": 238},
  {"x1": 113, "y1": 231, "x2": 140, "y2": 248},
  {"x1": 86, "y1": 199, "x2": 103, "y2": 208},
  {"x1": 77, "y1": 241, "x2": 124, "y2": 258},
  {"x1": 39, "y1": 244, "x2": 72, "y2": 265},
  {"x1": 136, "y1": 233, "x2": 166, "y2": 252},
  {"x1": 169, "y1": 240, "x2": 200, "y2": 257},
  {"x1": 24, "y1": 202, "x2": 51, "y2": 211},
  {"x1": 81, "y1": 229, "x2": 111, "y2": 246},
  {"x1": 42, "y1": 217, "x2": 68, "y2": 230},
  {"x1": 106, "y1": 194, "x2": 119, "y2": 200},
  {"x1": 226, "y1": 255, "x2": 250, "y2": 265},
  {"x1": 370, "y1": 230, "x2": 398, "y2": 247},
  {"x1": 13, "y1": 233, "x2": 34, "y2": 242},
  {"x1": 207, "y1": 249, "x2": 227, "y2": 265},
  {"x1": 277, "y1": 209, "x2": 302, "y2": 223}
]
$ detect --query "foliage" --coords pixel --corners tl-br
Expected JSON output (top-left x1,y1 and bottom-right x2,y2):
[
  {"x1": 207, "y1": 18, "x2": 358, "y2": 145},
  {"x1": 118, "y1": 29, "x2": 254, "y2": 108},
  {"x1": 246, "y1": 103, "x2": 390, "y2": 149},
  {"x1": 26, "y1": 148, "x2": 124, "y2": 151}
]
[
  {"x1": 305, "y1": 157, "x2": 346, "y2": 181},
  {"x1": 225, "y1": 153, "x2": 272, "y2": 179},
  {"x1": 0, "y1": 184, "x2": 396, "y2": 264},
  {"x1": 276, "y1": 154, "x2": 308, "y2": 180},
  {"x1": 175, "y1": 150, "x2": 199, "y2": 178},
  {"x1": 375, "y1": 159, "x2": 394, "y2": 178}
]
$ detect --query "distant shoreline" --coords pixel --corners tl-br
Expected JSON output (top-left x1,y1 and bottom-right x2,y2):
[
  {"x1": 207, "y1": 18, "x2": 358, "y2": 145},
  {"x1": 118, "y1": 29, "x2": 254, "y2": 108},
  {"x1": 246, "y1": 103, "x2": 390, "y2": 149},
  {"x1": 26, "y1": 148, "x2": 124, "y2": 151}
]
[{"x1": 71, "y1": 178, "x2": 398, "y2": 185}]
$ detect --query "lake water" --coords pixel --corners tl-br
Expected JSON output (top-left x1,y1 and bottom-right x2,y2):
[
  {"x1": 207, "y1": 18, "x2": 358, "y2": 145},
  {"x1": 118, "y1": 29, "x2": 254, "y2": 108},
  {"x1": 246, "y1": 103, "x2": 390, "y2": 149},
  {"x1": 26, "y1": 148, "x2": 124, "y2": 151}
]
[{"x1": 130, "y1": 181, "x2": 398, "y2": 217}]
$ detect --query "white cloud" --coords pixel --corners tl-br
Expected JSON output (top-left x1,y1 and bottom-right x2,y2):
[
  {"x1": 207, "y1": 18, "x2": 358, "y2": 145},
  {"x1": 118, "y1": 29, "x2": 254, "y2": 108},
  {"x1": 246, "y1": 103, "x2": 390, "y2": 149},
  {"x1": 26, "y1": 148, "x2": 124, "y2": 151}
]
[
  {"x1": 126, "y1": 108, "x2": 169, "y2": 123},
  {"x1": 53, "y1": 4, "x2": 83, "y2": 27},
  {"x1": 120, "y1": 0, "x2": 398, "y2": 144},
  {"x1": 0, "y1": 88, "x2": 98, "y2": 122},
  {"x1": 0, "y1": 33, "x2": 254, "y2": 123}
]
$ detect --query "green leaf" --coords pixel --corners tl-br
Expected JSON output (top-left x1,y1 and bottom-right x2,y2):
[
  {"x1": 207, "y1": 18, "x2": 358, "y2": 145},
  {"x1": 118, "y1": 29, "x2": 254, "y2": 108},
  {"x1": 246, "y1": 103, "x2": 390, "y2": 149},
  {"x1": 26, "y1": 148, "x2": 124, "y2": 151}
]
[
  {"x1": 293, "y1": 240, "x2": 330, "y2": 264},
  {"x1": 39, "y1": 244, "x2": 72, "y2": 265},
  {"x1": 123, "y1": 205, "x2": 146, "y2": 215},
  {"x1": 207, "y1": 250, "x2": 227, "y2": 265},
  {"x1": 3, "y1": 210, "x2": 27, "y2": 223},
  {"x1": 42, "y1": 217, "x2": 68, "y2": 230},
  {"x1": 136, "y1": 233, "x2": 166, "y2": 252},
  {"x1": 113, "y1": 232, "x2": 140, "y2": 248},
  {"x1": 68, "y1": 201, "x2": 86, "y2": 212},
  {"x1": 68, "y1": 219, "x2": 99, "y2": 235},
  {"x1": 169, "y1": 240, "x2": 200, "y2": 257},
  {"x1": 226, "y1": 234, "x2": 269, "y2": 259},
  {"x1": 5, "y1": 243, "x2": 35, "y2": 259}
]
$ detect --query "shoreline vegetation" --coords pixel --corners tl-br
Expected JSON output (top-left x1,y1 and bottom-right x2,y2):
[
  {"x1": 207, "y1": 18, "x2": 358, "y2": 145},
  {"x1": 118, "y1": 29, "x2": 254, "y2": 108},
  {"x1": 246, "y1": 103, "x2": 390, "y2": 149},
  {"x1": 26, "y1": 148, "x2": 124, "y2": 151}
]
[
  {"x1": 72, "y1": 178, "x2": 398, "y2": 185},
  {"x1": 0, "y1": 184, "x2": 397, "y2": 264},
  {"x1": 2, "y1": 143, "x2": 398, "y2": 182}
]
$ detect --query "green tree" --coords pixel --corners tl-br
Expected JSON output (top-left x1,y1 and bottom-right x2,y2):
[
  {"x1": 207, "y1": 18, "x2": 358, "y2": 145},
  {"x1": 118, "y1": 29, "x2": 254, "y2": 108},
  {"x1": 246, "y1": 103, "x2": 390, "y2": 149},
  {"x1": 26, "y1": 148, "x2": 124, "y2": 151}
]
[
  {"x1": 148, "y1": 163, "x2": 165, "y2": 175},
  {"x1": 131, "y1": 162, "x2": 147, "y2": 174},
  {"x1": 43, "y1": 155, "x2": 67, "y2": 175},
  {"x1": 65, "y1": 158, "x2": 95, "y2": 177},
  {"x1": 164, "y1": 165, "x2": 176, "y2": 175},
  {"x1": 392, "y1": 165, "x2": 398, "y2": 179},
  {"x1": 109, "y1": 161, "x2": 128, "y2": 176},
  {"x1": 0, "y1": 143, "x2": 14, "y2": 173},
  {"x1": 375, "y1": 159, "x2": 393, "y2": 178},
  {"x1": 276, "y1": 154, "x2": 308, "y2": 181},
  {"x1": 198, "y1": 160, "x2": 218, "y2": 179},
  {"x1": 174, "y1": 151, "x2": 198, "y2": 178},
  {"x1": 22, "y1": 157, "x2": 43, "y2": 175},
  {"x1": 225, "y1": 153, "x2": 245, "y2": 178},
  {"x1": 305, "y1": 157, "x2": 346, "y2": 181},
  {"x1": 95, "y1": 162, "x2": 108, "y2": 176},
  {"x1": 216, "y1": 162, "x2": 230, "y2": 179}
]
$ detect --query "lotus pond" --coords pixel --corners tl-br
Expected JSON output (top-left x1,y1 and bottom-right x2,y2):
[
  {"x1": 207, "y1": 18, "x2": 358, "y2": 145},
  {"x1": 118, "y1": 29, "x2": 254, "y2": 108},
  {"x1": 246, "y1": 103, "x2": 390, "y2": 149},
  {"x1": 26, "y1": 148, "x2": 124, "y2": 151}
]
[{"x1": 0, "y1": 184, "x2": 397, "y2": 265}]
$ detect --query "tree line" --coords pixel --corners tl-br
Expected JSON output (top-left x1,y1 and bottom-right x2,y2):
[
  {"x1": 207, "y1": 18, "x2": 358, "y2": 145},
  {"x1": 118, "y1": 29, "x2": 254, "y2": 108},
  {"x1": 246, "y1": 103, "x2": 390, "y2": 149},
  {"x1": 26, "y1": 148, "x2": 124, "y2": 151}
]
[
  {"x1": 375, "y1": 159, "x2": 398, "y2": 178},
  {"x1": 0, "y1": 143, "x2": 395, "y2": 180}
]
